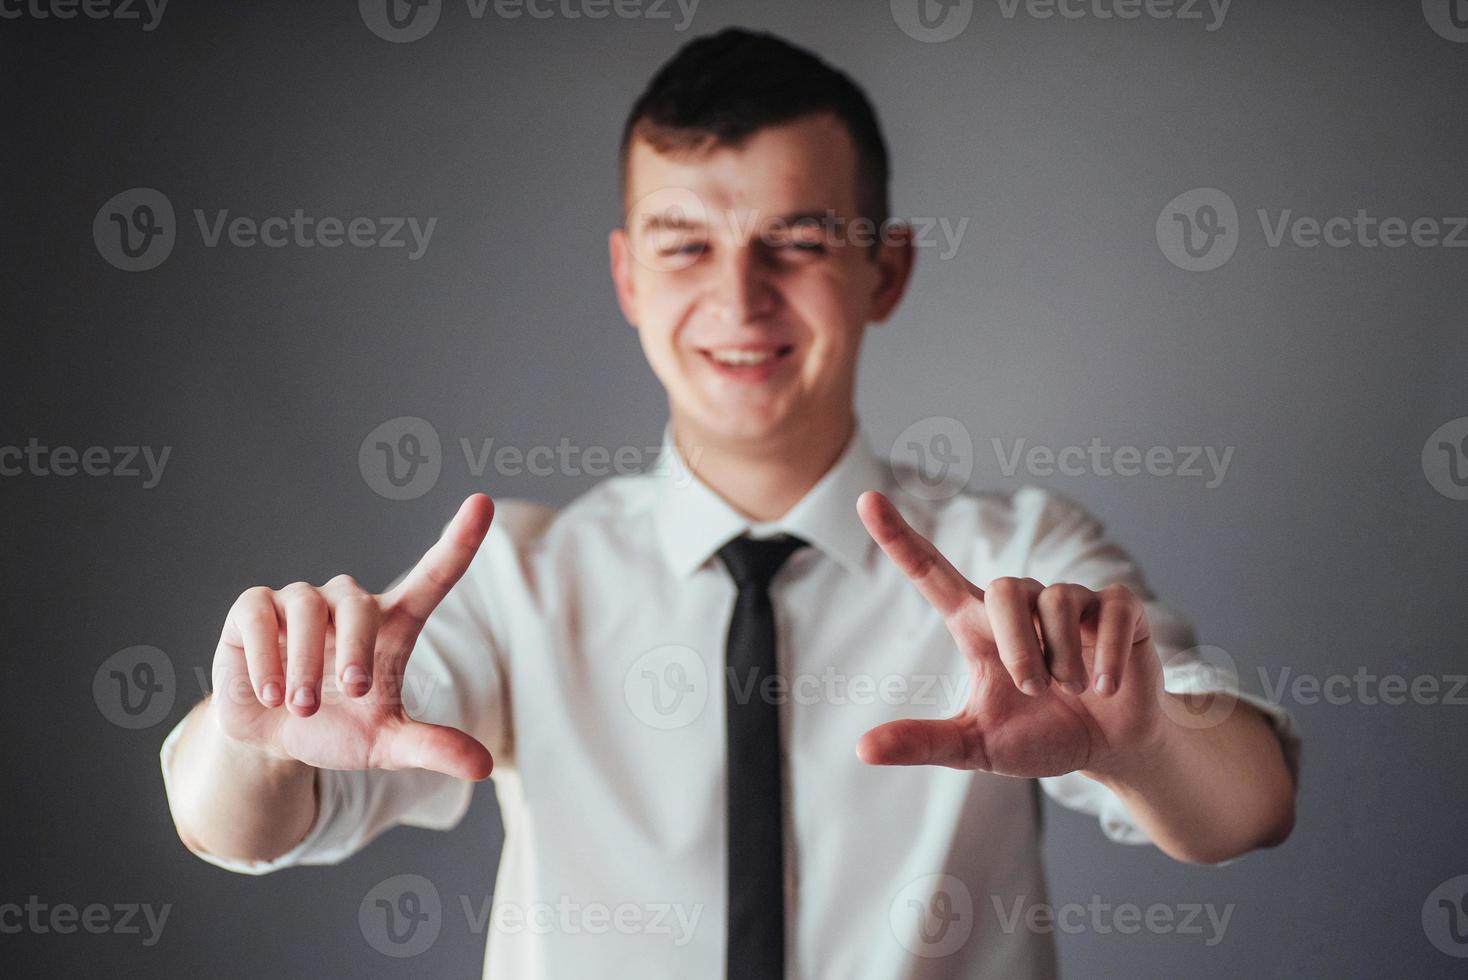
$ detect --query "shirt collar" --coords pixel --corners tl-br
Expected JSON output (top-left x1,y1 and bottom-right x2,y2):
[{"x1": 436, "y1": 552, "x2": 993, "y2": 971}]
[{"x1": 651, "y1": 422, "x2": 888, "y2": 579}]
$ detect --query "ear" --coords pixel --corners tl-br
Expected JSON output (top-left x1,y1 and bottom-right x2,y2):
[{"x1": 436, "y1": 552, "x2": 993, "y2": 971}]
[
  {"x1": 868, "y1": 222, "x2": 916, "y2": 324},
  {"x1": 608, "y1": 228, "x2": 640, "y2": 328}
]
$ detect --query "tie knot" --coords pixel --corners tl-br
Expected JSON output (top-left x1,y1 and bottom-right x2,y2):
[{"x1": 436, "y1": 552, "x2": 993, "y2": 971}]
[{"x1": 717, "y1": 534, "x2": 807, "y2": 591}]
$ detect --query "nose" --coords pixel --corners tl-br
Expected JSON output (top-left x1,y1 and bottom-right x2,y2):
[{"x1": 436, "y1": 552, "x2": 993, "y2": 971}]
[{"x1": 705, "y1": 245, "x2": 777, "y2": 325}]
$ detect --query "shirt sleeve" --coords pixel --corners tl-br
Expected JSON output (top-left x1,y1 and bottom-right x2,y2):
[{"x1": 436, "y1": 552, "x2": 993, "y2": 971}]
[
  {"x1": 158, "y1": 507, "x2": 525, "y2": 875},
  {"x1": 1010, "y1": 486, "x2": 1302, "y2": 847}
]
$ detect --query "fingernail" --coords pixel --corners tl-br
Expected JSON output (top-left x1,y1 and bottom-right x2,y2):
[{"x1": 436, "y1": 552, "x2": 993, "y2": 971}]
[
  {"x1": 1061, "y1": 680, "x2": 1086, "y2": 696},
  {"x1": 342, "y1": 665, "x2": 368, "y2": 691},
  {"x1": 1021, "y1": 678, "x2": 1048, "y2": 697},
  {"x1": 261, "y1": 682, "x2": 282, "y2": 705},
  {"x1": 292, "y1": 686, "x2": 317, "y2": 709},
  {"x1": 1095, "y1": 674, "x2": 1116, "y2": 697}
]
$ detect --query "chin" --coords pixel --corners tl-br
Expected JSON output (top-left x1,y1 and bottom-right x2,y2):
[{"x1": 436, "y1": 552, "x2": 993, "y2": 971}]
[{"x1": 682, "y1": 397, "x2": 795, "y2": 447}]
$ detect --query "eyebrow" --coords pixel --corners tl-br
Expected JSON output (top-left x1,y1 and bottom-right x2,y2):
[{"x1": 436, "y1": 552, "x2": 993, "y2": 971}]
[
  {"x1": 637, "y1": 212, "x2": 705, "y2": 234},
  {"x1": 635, "y1": 209, "x2": 838, "y2": 235},
  {"x1": 775, "y1": 210, "x2": 836, "y2": 227}
]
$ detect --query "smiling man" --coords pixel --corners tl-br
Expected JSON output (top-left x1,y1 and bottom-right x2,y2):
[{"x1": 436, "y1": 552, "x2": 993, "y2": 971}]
[{"x1": 161, "y1": 28, "x2": 1298, "y2": 980}]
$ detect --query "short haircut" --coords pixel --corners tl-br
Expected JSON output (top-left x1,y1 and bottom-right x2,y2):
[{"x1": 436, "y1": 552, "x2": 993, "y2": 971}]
[{"x1": 619, "y1": 28, "x2": 892, "y2": 226}]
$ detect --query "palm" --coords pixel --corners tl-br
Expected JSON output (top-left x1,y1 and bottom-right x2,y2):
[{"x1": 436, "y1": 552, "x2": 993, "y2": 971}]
[
  {"x1": 948, "y1": 621, "x2": 1159, "y2": 776},
  {"x1": 216, "y1": 642, "x2": 417, "y2": 772},
  {"x1": 961, "y1": 658, "x2": 1098, "y2": 776}
]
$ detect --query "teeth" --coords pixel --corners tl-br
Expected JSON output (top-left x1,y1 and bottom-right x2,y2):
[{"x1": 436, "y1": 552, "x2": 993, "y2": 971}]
[{"x1": 709, "y1": 349, "x2": 776, "y2": 366}]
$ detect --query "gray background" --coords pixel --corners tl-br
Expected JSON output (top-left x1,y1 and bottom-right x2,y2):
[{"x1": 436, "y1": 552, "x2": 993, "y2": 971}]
[{"x1": 4, "y1": 0, "x2": 1466, "y2": 977}]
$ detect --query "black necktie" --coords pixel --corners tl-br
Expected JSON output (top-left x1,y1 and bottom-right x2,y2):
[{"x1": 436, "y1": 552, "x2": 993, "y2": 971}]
[{"x1": 717, "y1": 533, "x2": 807, "y2": 980}]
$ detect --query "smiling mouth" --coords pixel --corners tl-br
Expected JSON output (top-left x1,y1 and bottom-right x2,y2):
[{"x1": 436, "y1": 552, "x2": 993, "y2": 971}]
[{"x1": 698, "y1": 345, "x2": 795, "y2": 367}]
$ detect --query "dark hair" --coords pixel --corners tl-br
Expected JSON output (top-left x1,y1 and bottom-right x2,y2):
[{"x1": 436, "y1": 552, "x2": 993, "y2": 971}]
[{"x1": 619, "y1": 28, "x2": 891, "y2": 225}]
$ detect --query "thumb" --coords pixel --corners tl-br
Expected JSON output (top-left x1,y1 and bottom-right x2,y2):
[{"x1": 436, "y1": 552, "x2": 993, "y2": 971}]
[
  {"x1": 380, "y1": 719, "x2": 494, "y2": 781},
  {"x1": 856, "y1": 717, "x2": 977, "y2": 769}
]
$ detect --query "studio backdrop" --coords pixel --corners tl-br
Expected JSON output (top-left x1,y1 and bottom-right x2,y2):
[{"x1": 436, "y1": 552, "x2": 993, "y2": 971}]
[{"x1": 3, "y1": 1, "x2": 1466, "y2": 977}]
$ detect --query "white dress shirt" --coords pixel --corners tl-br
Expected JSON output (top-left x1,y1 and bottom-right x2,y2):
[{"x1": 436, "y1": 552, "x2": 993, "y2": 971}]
[{"x1": 161, "y1": 424, "x2": 1299, "y2": 979}]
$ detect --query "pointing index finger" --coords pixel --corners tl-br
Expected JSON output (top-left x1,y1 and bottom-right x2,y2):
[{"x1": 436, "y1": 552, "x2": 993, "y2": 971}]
[
  {"x1": 857, "y1": 490, "x2": 976, "y2": 619},
  {"x1": 383, "y1": 494, "x2": 494, "y2": 628}
]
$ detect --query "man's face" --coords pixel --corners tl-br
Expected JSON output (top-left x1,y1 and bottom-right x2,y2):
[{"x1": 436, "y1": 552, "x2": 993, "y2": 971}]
[{"x1": 610, "y1": 113, "x2": 912, "y2": 450}]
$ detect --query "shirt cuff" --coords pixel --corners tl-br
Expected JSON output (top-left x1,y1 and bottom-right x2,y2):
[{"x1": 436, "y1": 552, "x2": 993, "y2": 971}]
[{"x1": 1163, "y1": 659, "x2": 1302, "y2": 790}]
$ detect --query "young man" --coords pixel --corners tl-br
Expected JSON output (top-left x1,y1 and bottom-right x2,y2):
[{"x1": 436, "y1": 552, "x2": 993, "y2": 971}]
[{"x1": 162, "y1": 29, "x2": 1298, "y2": 980}]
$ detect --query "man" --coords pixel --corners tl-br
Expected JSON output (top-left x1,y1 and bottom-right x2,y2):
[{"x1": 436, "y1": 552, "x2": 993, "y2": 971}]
[{"x1": 161, "y1": 28, "x2": 1298, "y2": 979}]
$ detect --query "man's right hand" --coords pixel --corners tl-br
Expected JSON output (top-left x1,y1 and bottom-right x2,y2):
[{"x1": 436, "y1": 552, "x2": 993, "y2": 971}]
[{"x1": 207, "y1": 494, "x2": 496, "y2": 781}]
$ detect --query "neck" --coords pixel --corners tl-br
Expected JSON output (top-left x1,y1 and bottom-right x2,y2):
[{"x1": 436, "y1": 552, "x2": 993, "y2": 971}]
[{"x1": 672, "y1": 409, "x2": 856, "y2": 523}]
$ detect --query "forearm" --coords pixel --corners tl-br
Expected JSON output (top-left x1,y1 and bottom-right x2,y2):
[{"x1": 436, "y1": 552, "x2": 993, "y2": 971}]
[
  {"x1": 1084, "y1": 697, "x2": 1296, "y2": 865},
  {"x1": 165, "y1": 699, "x2": 319, "y2": 863}
]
